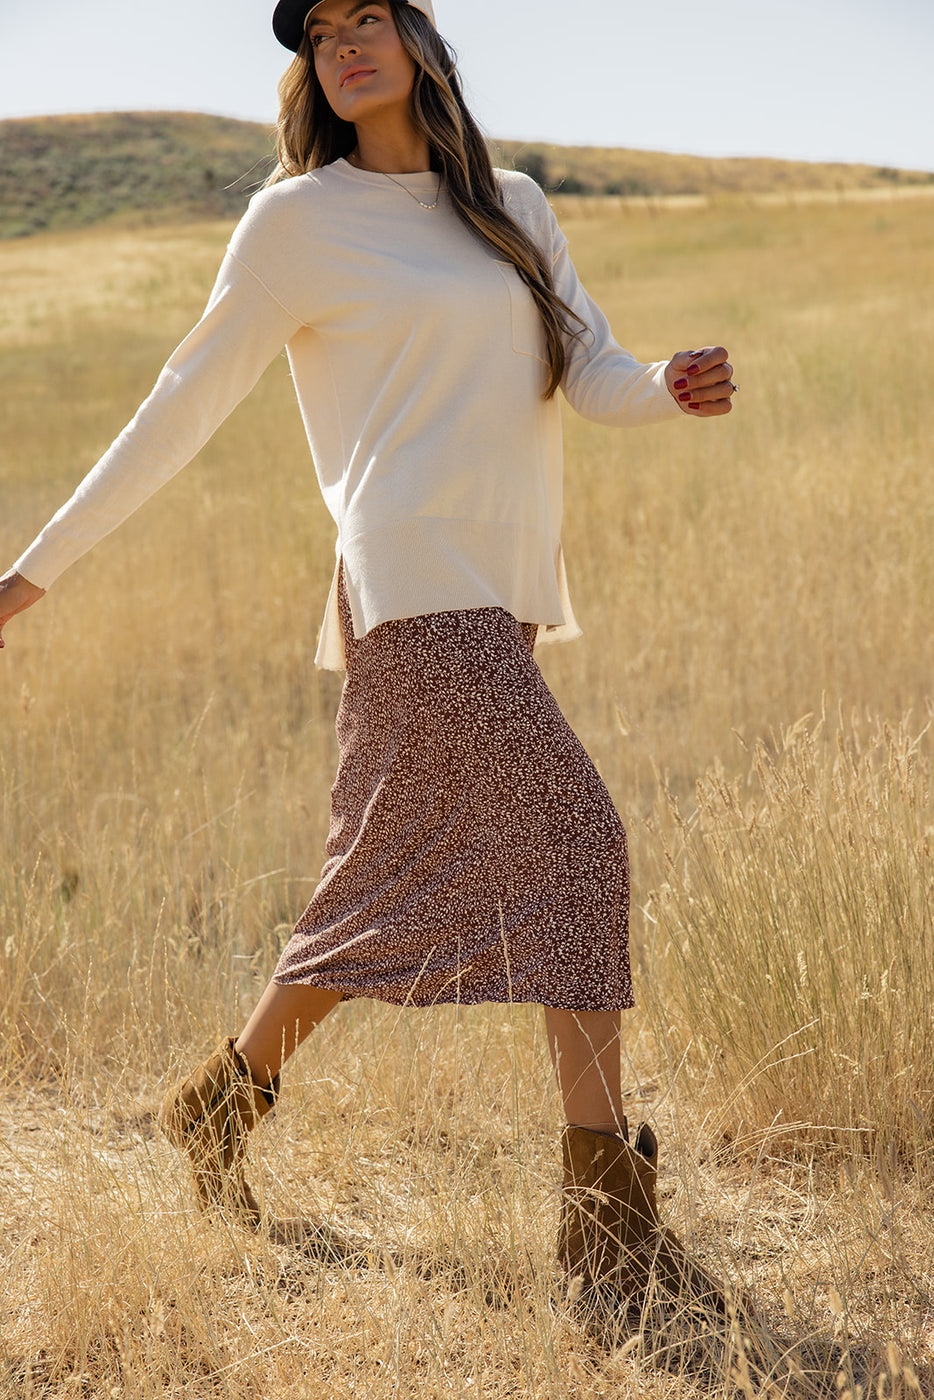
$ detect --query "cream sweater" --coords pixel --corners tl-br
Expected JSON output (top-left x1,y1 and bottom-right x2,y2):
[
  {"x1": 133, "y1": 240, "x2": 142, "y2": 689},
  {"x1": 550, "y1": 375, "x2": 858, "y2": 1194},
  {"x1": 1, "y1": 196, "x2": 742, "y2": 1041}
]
[{"x1": 14, "y1": 162, "x2": 681, "y2": 668}]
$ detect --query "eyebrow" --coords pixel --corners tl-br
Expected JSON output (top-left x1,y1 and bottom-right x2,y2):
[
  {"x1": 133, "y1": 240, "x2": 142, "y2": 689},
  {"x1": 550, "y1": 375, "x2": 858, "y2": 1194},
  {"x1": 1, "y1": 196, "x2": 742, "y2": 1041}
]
[{"x1": 306, "y1": 1, "x2": 386, "y2": 29}]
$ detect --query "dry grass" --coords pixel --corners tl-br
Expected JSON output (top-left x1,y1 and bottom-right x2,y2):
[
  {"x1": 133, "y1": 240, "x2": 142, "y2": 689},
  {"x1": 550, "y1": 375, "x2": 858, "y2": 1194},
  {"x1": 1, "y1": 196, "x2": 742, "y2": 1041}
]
[
  {"x1": 646, "y1": 711, "x2": 933, "y2": 1159},
  {"x1": 1, "y1": 193, "x2": 932, "y2": 1396}
]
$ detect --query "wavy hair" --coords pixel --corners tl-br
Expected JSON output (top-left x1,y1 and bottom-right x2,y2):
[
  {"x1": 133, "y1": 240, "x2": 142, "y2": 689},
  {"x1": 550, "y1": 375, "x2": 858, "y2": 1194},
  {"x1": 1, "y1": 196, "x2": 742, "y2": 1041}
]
[{"x1": 268, "y1": 1, "x2": 582, "y2": 398}]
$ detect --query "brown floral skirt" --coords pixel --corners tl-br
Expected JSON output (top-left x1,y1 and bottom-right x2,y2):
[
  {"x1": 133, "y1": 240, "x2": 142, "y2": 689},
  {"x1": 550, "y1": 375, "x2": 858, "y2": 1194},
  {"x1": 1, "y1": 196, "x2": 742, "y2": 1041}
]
[{"x1": 273, "y1": 574, "x2": 633, "y2": 1010}]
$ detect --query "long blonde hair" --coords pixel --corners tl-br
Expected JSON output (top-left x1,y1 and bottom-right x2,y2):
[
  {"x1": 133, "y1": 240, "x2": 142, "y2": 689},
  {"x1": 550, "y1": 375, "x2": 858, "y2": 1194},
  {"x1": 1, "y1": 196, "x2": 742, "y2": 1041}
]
[{"x1": 268, "y1": 2, "x2": 583, "y2": 398}]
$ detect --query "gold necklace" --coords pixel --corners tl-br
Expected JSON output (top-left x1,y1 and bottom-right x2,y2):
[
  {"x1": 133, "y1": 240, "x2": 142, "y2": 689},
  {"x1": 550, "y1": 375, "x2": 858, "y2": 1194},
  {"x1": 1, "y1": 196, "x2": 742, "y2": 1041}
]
[
  {"x1": 346, "y1": 152, "x2": 441, "y2": 210},
  {"x1": 381, "y1": 170, "x2": 441, "y2": 210}
]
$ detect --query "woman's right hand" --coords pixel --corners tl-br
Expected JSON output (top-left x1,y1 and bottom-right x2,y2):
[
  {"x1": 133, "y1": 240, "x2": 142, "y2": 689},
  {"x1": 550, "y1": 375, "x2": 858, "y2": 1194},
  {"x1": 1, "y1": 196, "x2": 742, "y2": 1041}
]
[{"x1": 0, "y1": 571, "x2": 46, "y2": 649}]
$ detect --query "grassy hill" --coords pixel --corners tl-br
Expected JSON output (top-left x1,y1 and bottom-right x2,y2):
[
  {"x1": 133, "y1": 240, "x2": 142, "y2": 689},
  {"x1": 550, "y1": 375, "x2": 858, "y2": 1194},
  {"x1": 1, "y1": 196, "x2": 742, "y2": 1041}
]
[
  {"x1": 493, "y1": 138, "x2": 934, "y2": 199},
  {"x1": 1, "y1": 110, "x2": 932, "y2": 239},
  {"x1": 0, "y1": 112, "x2": 277, "y2": 239}
]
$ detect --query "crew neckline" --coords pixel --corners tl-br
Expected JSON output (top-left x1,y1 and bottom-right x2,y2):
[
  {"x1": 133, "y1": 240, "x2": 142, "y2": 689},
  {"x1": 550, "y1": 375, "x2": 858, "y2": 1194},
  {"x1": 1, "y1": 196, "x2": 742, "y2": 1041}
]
[{"x1": 332, "y1": 157, "x2": 440, "y2": 191}]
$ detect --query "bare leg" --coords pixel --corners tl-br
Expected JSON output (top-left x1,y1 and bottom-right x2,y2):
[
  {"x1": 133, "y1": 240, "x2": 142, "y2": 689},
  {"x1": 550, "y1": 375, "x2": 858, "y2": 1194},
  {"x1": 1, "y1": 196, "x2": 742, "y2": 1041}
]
[
  {"x1": 544, "y1": 1007, "x2": 625, "y2": 1135},
  {"x1": 236, "y1": 981, "x2": 342, "y2": 1087}
]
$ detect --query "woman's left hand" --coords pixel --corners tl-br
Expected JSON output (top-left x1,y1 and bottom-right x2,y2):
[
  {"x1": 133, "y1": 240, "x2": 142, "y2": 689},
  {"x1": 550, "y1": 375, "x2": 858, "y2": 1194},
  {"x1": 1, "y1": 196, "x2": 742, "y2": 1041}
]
[
  {"x1": 665, "y1": 346, "x2": 736, "y2": 416},
  {"x1": 0, "y1": 571, "x2": 46, "y2": 650}
]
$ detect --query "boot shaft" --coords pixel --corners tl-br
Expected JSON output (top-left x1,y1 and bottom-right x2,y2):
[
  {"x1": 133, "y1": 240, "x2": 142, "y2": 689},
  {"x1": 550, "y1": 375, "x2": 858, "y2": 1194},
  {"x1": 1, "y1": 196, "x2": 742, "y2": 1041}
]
[
  {"x1": 557, "y1": 1122, "x2": 660, "y2": 1288},
  {"x1": 159, "y1": 1036, "x2": 279, "y2": 1226}
]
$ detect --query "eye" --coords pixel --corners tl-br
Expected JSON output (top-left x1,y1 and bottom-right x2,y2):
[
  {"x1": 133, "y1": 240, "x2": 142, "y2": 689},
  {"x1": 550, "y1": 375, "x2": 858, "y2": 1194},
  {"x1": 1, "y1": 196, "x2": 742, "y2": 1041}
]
[{"x1": 308, "y1": 12, "x2": 382, "y2": 46}]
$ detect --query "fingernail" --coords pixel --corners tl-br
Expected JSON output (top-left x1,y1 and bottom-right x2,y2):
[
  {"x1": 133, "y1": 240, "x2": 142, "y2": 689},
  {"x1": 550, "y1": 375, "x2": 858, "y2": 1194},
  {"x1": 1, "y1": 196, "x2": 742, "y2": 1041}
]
[
  {"x1": 688, "y1": 402, "x2": 702, "y2": 410},
  {"x1": 678, "y1": 391, "x2": 691, "y2": 402},
  {"x1": 687, "y1": 364, "x2": 701, "y2": 375},
  {"x1": 689, "y1": 350, "x2": 705, "y2": 359},
  {"x1": 673, "y1": 377, "x2": 688, "y2": 390}
]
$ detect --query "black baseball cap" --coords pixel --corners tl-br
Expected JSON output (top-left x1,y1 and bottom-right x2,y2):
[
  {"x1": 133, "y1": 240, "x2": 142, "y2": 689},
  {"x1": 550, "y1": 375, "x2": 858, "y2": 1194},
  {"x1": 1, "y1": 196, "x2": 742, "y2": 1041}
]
[{"x1": 273, "y1": 0, "x2": 437, "y2": 52}]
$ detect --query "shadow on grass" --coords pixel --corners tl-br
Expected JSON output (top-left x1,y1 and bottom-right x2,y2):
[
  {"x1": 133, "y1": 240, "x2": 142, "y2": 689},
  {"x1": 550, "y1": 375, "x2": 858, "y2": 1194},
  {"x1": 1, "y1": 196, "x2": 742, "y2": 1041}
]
[
  {"x1": 257, "y1": 1214, "x2": 928, "y2": 1399},
  {"x1": 263, "y1": 1213, "x2": 525, "y2": 1310}
]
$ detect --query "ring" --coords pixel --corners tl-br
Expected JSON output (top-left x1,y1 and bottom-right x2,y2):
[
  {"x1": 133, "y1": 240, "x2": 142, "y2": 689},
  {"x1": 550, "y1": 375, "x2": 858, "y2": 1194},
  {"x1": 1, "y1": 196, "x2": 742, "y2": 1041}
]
[{"x1": 730, "y1": 382, "x2": 739, "y2": 393}]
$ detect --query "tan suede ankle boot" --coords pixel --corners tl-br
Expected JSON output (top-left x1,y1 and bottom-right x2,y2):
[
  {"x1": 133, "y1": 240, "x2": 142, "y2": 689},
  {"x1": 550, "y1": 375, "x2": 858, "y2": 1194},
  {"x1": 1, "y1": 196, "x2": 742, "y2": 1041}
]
[
  {"x1": 159, "y1": 1036, "x2": 279, "y2": 1228},
  {"x1": 557, "y1": 1122, "x2": 731, "y2": 1315}
]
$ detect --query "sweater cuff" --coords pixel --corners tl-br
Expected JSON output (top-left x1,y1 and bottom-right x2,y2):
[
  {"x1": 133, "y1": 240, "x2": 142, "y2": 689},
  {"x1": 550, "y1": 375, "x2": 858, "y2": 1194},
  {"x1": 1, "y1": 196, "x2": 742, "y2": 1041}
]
[{"x1": 650, "y1": 360, "x2": 684, "y2": 419}]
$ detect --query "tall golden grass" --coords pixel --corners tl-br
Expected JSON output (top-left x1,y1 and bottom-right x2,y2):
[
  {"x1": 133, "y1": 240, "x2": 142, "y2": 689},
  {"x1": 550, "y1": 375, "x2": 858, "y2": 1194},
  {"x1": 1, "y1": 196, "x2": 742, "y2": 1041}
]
[{"x1": 1, "y1": 191, "x2": 932, "y2": 1397}]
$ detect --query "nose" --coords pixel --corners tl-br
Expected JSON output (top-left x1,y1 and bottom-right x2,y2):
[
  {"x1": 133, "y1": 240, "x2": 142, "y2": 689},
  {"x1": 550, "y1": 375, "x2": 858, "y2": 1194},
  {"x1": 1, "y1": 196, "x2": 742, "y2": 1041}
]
[{"x1": 337, "y1": 33, "x2": 358, "y2": 60}]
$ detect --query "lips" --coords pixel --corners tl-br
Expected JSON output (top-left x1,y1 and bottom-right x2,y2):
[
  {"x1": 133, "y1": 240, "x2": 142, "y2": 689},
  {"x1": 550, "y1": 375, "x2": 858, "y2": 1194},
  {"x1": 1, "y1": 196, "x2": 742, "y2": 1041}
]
[{"x1": 340, "y1": 65, "x2": 377, "y2": 87}]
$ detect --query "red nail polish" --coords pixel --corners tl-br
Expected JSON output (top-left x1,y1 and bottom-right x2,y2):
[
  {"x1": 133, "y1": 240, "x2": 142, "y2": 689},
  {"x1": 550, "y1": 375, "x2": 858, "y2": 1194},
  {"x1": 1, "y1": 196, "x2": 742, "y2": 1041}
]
[
  {"x1": 689, "y1": 402, "x2": 702, "y2": 409},
  {"x1": 673, "y1": 377, "x2": 688, "y2": 390},
  {"x1": 678, "y1": 391, "x2": 691, "y2": 402},
  {"x1": 687, "y1": 364, "x2": 701, "y2": 375}
]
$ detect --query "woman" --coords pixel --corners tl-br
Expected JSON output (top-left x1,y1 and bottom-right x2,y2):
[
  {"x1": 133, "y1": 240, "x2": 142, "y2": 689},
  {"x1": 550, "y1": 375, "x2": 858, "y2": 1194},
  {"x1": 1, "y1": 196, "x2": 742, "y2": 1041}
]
[{"x1": 0, "y1": 0, "x2": 737, "y2": 1315}]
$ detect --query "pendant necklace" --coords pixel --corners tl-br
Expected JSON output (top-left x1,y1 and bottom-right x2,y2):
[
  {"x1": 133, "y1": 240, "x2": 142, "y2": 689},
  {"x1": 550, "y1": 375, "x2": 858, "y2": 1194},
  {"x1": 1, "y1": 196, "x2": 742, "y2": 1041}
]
[
  {"x1": 346, "y1": 151, "x2": 441, "y2": 210},
  {"x1": 381, "y1": 170, "x2": 441, "y2": 210}
]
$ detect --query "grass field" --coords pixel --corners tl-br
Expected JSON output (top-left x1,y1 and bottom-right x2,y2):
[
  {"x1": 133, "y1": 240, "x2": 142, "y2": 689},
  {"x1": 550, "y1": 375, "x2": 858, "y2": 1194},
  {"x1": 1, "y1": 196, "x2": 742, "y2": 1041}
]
[{"x1": 1, "y1": 189, "x2": 932, "y2": 1397}]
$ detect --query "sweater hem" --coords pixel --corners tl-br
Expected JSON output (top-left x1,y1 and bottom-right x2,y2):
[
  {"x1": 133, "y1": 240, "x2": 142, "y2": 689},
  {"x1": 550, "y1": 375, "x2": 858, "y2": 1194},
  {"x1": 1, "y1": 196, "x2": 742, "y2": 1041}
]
[{"x1": 313, "y1": 517, "x2": 580, "y2": 670}]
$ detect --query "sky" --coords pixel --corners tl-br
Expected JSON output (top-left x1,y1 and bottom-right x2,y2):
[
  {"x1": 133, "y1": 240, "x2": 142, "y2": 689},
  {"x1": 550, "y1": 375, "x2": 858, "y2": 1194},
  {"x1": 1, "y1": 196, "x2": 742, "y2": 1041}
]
[{"x1": 0, "y1": 0, "x2": 931, "y2": 172}]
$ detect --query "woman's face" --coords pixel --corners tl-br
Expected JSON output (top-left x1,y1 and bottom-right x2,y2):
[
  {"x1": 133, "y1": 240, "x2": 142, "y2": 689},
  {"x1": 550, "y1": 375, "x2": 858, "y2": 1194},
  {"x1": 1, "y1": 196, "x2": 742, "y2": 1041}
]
[{"x1": 307, "y1": 1, "x2": 417, "y2": 127}]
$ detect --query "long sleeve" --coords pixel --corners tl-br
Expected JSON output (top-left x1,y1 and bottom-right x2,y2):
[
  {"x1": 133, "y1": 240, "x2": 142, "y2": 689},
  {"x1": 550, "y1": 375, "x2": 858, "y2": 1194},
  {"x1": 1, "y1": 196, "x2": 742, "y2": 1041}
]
[
  {"x1": 553, "y1": 225, "x2": 681, "y2": 426},
  {"x1": 13, "y1": 252, "x2": 303, "y2": 590},
  {"x1": 500, "y1": 172, "x2": 682, "y2": 428}
]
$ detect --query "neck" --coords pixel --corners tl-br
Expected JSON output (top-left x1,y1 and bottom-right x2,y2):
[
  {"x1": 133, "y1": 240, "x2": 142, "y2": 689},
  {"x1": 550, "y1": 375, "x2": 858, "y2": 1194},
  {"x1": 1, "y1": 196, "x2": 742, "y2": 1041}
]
[{"x1": 349, "y1": 118, "x2": 431, "y2": 174}]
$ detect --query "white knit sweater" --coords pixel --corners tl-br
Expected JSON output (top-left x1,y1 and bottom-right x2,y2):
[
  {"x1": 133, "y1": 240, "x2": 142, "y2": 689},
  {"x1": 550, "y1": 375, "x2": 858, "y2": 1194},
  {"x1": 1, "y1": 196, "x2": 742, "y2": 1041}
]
[{"x1": 14, "y1": 162, "x2": 681, "y2": 668}]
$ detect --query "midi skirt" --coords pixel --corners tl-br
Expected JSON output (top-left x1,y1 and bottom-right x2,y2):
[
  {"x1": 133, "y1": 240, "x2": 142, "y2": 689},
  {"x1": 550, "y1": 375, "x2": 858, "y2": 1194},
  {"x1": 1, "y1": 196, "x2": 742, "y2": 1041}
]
[{"x1": 273, "y1": 573, "x2": 633, "y2": 1011}]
